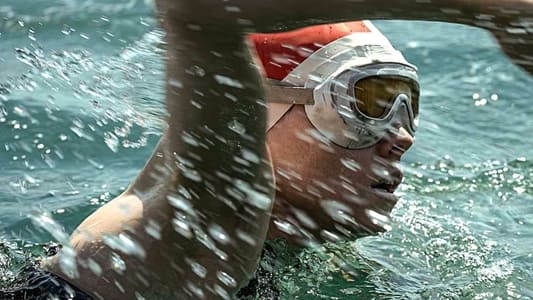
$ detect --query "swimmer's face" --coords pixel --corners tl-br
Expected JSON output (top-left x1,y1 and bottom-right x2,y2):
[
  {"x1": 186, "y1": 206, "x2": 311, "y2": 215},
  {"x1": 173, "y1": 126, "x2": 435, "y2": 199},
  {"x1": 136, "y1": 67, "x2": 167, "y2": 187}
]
[{"x1": 266, "y1": 105, "x2": 414, "y2": 244}]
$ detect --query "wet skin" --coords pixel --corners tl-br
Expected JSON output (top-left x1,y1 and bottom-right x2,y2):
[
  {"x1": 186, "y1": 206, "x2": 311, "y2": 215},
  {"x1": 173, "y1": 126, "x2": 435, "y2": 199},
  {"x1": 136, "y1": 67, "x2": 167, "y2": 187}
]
[{"x1": 267, "y1": 105, "x2": 414, "y2": 244}]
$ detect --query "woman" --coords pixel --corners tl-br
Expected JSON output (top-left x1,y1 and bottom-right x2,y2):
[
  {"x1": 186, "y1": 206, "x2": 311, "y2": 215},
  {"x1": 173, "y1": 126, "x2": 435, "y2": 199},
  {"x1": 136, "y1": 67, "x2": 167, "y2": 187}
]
[{"x1": 3, "y1": 0, "x2": 533, "y2": 299}]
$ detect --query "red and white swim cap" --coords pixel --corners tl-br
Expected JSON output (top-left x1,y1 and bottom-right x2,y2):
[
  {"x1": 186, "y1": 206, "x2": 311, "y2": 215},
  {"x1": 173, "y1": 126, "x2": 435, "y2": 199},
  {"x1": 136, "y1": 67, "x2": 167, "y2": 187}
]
[
  {"x1": 248, "y1": 21, "x2": 374, "y2": 131},
  {"x1": 248, "y1": 21, "x2": 419, "y2": 149}
]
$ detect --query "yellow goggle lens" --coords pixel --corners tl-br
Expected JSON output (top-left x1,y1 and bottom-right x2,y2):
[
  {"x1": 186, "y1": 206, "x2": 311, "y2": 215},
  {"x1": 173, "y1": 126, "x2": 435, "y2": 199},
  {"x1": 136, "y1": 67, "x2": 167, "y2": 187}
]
[{"x1": 354, "y1": 76, "x2": 419, "y2": 118}]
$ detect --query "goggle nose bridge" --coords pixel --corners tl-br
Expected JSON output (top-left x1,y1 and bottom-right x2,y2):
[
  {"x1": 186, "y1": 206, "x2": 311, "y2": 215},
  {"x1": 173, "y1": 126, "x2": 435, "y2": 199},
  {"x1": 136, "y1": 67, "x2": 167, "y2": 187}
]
[{"x1": 389, "y1": 98, "x2": 417, "y2": 135}]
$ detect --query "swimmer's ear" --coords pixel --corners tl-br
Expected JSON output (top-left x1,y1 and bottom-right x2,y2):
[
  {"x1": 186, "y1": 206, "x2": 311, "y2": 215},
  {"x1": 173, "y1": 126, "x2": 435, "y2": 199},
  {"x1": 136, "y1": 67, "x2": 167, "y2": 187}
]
[{"x1": 491, "y1": 29, "x2": 533, "y2": 76}]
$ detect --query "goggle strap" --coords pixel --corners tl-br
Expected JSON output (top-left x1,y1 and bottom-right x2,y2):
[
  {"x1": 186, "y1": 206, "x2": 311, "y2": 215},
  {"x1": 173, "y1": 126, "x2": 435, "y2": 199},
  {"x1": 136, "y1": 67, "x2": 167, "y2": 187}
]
[{"x1": 264, "y1": 83, "x2": 315, "y2": 105}]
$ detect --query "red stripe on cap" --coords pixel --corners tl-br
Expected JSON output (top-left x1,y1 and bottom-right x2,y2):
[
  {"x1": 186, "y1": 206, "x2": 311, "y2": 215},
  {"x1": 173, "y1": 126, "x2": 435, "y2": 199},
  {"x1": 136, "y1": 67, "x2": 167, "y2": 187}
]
[{"x1": 248, "y1": 21, "x2": 370, "y2": 81}]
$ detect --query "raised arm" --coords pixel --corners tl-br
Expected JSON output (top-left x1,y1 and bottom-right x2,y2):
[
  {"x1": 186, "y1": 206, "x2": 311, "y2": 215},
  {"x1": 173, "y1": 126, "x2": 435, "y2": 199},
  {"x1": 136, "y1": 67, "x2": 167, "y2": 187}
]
[
  {"x1": 157, "y1": 0, "x2": 533, "y2": 74},
  {"x1": 147, "y1": 1, "x2": 275, "y2": 297}
]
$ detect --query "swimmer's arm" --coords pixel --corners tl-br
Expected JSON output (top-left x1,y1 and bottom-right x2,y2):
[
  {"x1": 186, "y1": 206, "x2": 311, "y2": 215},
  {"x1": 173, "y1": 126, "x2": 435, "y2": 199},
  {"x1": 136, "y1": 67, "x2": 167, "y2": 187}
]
[
  {"x1": 153, "y1": 1, "x2": 273, "y2": 296},
  {"x1": 158, "y1": 0, "x2": 533, "y2": 74}
]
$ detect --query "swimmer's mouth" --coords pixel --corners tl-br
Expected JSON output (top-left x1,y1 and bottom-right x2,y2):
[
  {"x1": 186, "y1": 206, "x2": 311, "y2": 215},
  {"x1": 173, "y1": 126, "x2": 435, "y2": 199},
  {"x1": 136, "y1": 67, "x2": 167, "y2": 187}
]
[
  {"x1": 370, "y1": 182, "x2": 399, "y2": 193},
  {"x1": 370, "y1": 164, "x2": 404, "y2": 193}
]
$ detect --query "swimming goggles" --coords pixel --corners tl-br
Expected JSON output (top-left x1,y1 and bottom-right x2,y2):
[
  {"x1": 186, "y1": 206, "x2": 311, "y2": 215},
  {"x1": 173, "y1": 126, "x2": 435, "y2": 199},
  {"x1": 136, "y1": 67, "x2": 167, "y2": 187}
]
[{"x1": 264, "y1": 26, "x2": 420, "y2": 149}]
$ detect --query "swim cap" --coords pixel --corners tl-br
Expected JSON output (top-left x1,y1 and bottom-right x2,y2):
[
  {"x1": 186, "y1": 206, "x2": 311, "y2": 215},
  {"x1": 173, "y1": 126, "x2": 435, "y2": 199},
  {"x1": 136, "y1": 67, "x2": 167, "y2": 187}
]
[{"x1": 248, "y1": 21, "x2": 419, "y2": 149}]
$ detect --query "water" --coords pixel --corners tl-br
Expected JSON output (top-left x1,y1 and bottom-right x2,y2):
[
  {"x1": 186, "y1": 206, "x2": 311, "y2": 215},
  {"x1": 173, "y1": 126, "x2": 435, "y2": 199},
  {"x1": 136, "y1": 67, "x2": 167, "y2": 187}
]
[{"x1": 1, "y1": 1, "x2": 532, "y2": 298}]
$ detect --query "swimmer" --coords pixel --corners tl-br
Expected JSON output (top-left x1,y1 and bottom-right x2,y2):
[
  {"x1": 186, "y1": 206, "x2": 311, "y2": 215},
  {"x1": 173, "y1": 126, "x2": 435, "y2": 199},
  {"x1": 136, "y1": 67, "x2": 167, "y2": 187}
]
[
  {"x1": 249, "y1": 21, "x2": 417, "y2": 243},
  {"x1": 3, "y1": 1, "x2": 533, "y2": 299}
]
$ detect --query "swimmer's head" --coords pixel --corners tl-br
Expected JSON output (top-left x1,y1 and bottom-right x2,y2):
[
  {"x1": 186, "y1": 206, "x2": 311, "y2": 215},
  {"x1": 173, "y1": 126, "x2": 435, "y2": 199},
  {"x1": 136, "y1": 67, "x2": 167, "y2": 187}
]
[
  {"x1": 248, "y1": 21, "x2": 417, "y2": 244},
  {"x1": 248, "y1": 20, "x2": 419, "y2": 149}
]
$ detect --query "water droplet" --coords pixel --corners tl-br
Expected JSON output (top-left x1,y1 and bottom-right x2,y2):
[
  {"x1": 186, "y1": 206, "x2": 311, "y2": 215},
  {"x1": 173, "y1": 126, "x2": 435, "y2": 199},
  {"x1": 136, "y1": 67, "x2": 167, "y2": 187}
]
[
  {"x1": 320, "y1": 200, "x2": 353, "y2": 224},
  {"x1": 214, "y1": 284, "x2": 230, "y2": 300},
  {"x1": 214, "y1": 74, "x2": 244, "y2": 89},
  {"x1": 224, "y1": 6, "x2": 241, "y2": 12},
  {"x1": 182, "y1": 131, "x2": 200, "y2": 147},
  {"x1": 145, "y1": 220, "x2": 162, "y2": 240},
  {"x1": 217, "y1": 271, "x2": 237, "y2": 287},
  {"x1": 103, "y1": 233, "x2": 146, "y2": 258},
  {"x1": 88, "y1": 159, "x2": 104, "y2": 170},
  {"x1": 340, "y1": 158, "x2": 361, "y2": 172},
  {"x1": 104, "y1": 132, "x2": 119, "y2": 153},
  {"x1": 186, "y1": 24, "x2": 202, "y2": 31},
  {"x1": 59, "y1": 246, "x2": 79, "y2": 279},
  {"x1": 187, "y1": 65, "x2": 205, "y2": 77},
  {"x1": 70, "y1": 126, "x2": 94, "y2": 141},
  {"x1": 235, "y1": 229, "x2": 256, "y2": 246},
  {"x1": 271, "y1": 53, "x2": 291, "y2": 65},
  {"x1": 87, "y1": 258, "x2": 102, "y2": 276},
  {"x1": 505, "y1": 27, "x2": 527, "y2": 34},
  {"x1": 235, "y1": 180, "x2": 272, "y2": 210},
  {"x1": 167, "y1": 193, "x2": 195, "y2": 215},
  {"x1": 292, "y1": 208, "x2": 318, "y2": 229},
  {"x1": 241, "y1": 148, "x2": 260, "y2": 164},
  {"x1": 189, "y1": 260, "x2": 207, "y2": 278},
  {"x1": 110, "y1": 253, "x2": 126, "y2": 274},
  {"x1": 224, "y1": 92, "x2": 238, "y2": 102},
  {"x1": 273, "y1": 219, "x2": 298, "y2": 235},
  {"x1": 365, "y1": 209, "x2": 392, "y2": 231},
  {"x1": 320, "y1": 230, "x2": 341, "y2": 242},
  {"x1": 208, "y1": 224, "x2": 230, "y2": 245},
  {"x1": 172, "y1": 217, "x2": 193, "y2": 239},
  {"x1": 30, "y1": 212, "x2": 70, "y2": 244},
  {"x1": 186, "y1": 281, "x2": 205, "y2": 298},
  {"x1": 169, "y1": 79, "x2": 183, "y2": 89},
  {"x1": 228, "y1": 120, "x2": 245, "y2": 135}
]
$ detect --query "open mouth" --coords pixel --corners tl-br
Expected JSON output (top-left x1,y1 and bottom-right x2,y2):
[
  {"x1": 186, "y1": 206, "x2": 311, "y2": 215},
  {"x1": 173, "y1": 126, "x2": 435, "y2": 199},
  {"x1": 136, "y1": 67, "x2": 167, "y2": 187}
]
[{"x1": 370, "y1": 182, "x2": 399, "y2": 193}]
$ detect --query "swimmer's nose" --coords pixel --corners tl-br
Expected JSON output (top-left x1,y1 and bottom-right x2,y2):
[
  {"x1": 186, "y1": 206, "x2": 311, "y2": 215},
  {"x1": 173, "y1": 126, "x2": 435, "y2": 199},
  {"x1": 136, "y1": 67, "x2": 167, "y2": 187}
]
[{"x1": 377, "y1": 125, "x2": 414, "y2": 161}]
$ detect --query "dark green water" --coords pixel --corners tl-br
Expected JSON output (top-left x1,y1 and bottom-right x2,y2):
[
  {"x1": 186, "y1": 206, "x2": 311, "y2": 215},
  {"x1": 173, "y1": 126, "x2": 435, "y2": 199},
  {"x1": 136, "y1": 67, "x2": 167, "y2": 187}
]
[{"x1": 0, "y1": 1, "x2": 532, "y2": 299}]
